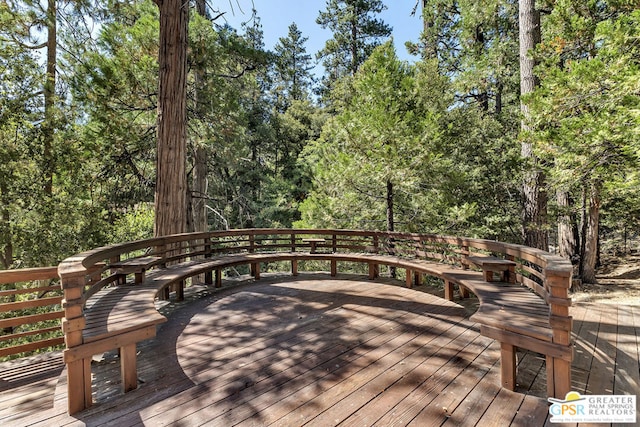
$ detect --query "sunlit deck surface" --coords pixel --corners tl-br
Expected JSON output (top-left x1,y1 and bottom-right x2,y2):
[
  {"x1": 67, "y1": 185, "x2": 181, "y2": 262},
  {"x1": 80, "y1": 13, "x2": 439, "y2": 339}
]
[{"x1": 1, "y1": 274, "x2": 638, "y2": 426}]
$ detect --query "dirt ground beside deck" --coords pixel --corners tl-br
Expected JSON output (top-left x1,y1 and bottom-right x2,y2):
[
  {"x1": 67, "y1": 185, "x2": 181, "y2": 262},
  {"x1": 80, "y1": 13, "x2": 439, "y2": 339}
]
[{"x1": 572, "y1": 252, "x2": 640, "y2": 306}]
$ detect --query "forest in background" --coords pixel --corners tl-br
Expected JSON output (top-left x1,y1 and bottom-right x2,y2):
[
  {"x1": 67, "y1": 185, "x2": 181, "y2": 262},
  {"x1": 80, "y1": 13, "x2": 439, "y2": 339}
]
[{"x1": 0, "y1": 0, "x2": 639, "y2": 284}]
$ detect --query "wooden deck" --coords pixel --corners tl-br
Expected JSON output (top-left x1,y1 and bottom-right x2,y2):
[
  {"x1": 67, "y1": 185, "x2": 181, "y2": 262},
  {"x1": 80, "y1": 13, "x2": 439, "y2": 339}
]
[{"x1": 0, "y1": 274, "x2": 638, "y2": 426}]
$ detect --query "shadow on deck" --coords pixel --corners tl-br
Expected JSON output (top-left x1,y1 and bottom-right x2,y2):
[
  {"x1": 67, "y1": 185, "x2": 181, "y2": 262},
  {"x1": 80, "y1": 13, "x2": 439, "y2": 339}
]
[{"x1": 0, "y1": 274, "x2": 638, "y2": 426}]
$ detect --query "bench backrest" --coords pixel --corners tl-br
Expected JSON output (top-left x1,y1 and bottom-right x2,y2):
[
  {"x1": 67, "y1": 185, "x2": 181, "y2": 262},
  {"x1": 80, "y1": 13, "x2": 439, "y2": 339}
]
[{"x1": 58, "y1": 229, "x2": 572, "y2": 350}]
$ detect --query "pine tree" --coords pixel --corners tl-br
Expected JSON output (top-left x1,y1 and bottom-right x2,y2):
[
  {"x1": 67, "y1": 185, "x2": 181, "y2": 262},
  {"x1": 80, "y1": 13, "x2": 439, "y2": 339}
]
[
  {"x1": 273, "y1": 23, "x2": 314, "y2": 111},
  {"x1": 316, "y1": 0, "x2": 391, "y2": 89}
]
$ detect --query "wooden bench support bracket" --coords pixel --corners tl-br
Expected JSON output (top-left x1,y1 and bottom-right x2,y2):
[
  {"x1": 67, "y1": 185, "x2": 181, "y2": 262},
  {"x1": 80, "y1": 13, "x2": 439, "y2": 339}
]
[
  {"x1": 120, "y1": 342, "x2": 138, "y2": 393},
  {"x1": 368, "y1": 263, "x2": 379, "y2": 280},
  {"x1": 501, "y1": 342, "x2": 516, "y2": 390},
  {"x1": 215, "y1": 269, "x2": 222, "y2": 288},
  {"x1": 444, "y1": 280, "x2": 454, "y2": 301},
  {"x1": 66, "y1": 358, "x2": 92, "y2": 414},
  {"x1": 176, "y1": 281, "x2": 185, "y2": 301},
  {"x1": 479, "y1": 325, "x2": 573, "y2": 362}
]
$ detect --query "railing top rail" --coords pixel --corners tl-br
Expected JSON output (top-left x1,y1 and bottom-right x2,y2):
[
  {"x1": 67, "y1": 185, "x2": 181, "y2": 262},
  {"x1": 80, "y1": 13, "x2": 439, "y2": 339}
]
[
  {"x1": 57, "y1": 229, "x2": 572, "y2": 281},
  {"x1": 0, "y1": 266, "x2": 59, "y2": 283}
]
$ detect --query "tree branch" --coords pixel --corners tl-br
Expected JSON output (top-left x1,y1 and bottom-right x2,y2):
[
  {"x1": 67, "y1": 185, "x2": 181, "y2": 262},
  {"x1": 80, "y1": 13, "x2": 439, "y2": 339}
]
[{"x1": 216, "y1": 65, "x2": 255, "y2": 79}]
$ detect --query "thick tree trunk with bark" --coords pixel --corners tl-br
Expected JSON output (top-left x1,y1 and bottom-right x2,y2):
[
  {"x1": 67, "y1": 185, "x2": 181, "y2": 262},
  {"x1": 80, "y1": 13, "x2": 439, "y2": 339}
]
[
  {"x1": 581, "y1": 182, "x2": 601, "y2": 284},
  {"x1": 519, "y1": 0, "x2": 548, "y2": 250},
  {"x1": 154, "y1": 0, "x2": 189, "y2": 237}
]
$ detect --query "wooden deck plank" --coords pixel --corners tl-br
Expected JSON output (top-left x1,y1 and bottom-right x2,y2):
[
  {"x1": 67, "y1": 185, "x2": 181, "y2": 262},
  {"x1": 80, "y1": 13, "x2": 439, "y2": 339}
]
[
  {"x1": 88, "y1": 279, "x2": 416, "y2": 424},
  {"x1": 294, "y1": 326, "x2": 481, "y2": 427},
  {"x1": 165, "y1": 308, "x2": 462, "y2": 427},
  {"x1": 613, "y1": 305, "x2": 640, "y2": 396},
  {"x1": 1, "y1": 276, "x2": 639, "y2": 427},
  {"x1": 231, "y1": 307, "x2": 465, "y2": 426},
  {"x1": 509, "y1": 394, "x2": 550, "y2": 426},
  {"x1": 361, "y1": 333, "x2": 494, "y2": 427},
  {"x1": 124, "y1": 278, "x2": 463, "y2": 426},
  {"x1": 585, "y1": 305, "x2": 617, "y2": 397},
  {"x1": 268, "y1": 315, "x2": 472, "y2": 427},
  {"x1": 475, "y1": 387, "x2": 526, "y2": 427},
  {"x1": 402, "y1": 335, "x2": 498, "y2": 427},
  {"x1": 228, "y1": 315, "x2": 465, "y2": 426},
  {"x1": 571, "y1": 304, "x2": 602, "y2": 394},
  {"x1": 329, "y1": 322, "x2": 490, "y2": 427}
]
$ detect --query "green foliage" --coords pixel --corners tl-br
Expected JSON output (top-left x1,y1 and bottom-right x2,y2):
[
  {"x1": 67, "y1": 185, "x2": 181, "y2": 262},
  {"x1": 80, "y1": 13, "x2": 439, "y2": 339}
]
[
  {"x1": 531, "y1": 7, "x2": 640, "y2": 202},
  {"x1": 316, "y1": 0, "x2": 392, "y2": 91},
  {"x1": 1, "y1": 0, "x2": 637, "y2": 271},
  {"x1": 416, "y1": 0, "x2": 520, "y2": 118},
  {"x1": 69, "y1": 1, "x2": 159, "y2": 210},
  {"x1": 298, "y1": 42, "x2": 522, "y2": 240},
  {"x1": 108, "y1": 203, "x2": 155, "y2": 243},
  {"x1": 272, "y1": 23, "x2": 315, "y2": 110}
]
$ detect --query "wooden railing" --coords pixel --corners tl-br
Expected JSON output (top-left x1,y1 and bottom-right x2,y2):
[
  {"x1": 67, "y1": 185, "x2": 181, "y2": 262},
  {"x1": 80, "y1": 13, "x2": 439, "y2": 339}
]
[
  {"x1": 1, "y1": 230, "x2": 573, "y2": 362},
  {"x1": 58, "y1": 228, "x2": 572, "y2": 328},
  {"x1": 0, "y1": 266, "x2": 64, "y2": 359}
]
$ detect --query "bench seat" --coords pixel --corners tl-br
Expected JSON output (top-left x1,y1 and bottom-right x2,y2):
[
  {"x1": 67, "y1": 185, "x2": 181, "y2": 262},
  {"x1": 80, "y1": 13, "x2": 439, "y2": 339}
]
[
  {"x1": 64, "y1": 249, "x2": 571, "y2": 413},
  {"x1": 83, "y1": 283, "x2": 167, "y2": 343}
]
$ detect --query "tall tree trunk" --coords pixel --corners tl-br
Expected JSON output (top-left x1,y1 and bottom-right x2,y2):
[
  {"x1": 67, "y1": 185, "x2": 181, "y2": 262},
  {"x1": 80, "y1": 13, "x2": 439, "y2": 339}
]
[
  {"x1": 495, "y1": 81, "x2": 503, "y2": 115},
  {"x1": 557, "y1": 190, "x2": 577, "y2": 259},
  {"x1": 190, "y1": 0, "x2": 209, "y2": 234},
  {"x1": 43, "y1": 0, "x2": 56, "y2": 196},
  {"x1": 581, "y1": 181, "x2": 601, "y2": 284},
  {"x1": 579, "y1": 186, "x2": 587, "y2": 278},
  {"x1": 154, "y1": 0, "x2": 189, "y2": 237},
  {"x1": 519, "y1": 0, "x2": 548, "y2": 250},
  {"x1": 191, "y1": 146, "x2": 208, "y2": 232},
  {"x1": 386, "y1": 179, "x2": 396, "y2": 278}
]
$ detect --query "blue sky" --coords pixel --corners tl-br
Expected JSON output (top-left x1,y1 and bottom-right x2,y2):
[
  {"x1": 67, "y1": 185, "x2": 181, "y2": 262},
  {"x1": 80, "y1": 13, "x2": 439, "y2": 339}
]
[{"x1": 220, "y1": 1, "x2": 423, "y2": 74}]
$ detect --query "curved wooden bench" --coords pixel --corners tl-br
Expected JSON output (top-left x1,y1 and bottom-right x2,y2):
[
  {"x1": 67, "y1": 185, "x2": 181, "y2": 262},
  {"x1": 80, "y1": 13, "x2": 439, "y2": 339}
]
[
  {"x1": 440, "y1": 269, "x2": 573, "y2": 395},
  {"x1": 59, "y1": 229, "x2": 573, "y2": 414}
]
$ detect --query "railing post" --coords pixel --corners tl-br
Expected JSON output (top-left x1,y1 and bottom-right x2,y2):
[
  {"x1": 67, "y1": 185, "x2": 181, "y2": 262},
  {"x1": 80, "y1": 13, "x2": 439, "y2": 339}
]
[
  {"x1": 370, "y1": 233, "x2": 380, "y2": 277},
  {"x1": 249, "y1": 232, "x2": 257, "y2": 277},
  {"x1": 156, "y1": 243, "x2": 167, "y2": 268},
  {"x1": 332, "y1": 233, "x2": 337, "y2": 253},
  {"x1": 545, "y1": 266, "x2": 573, "y2": 398},
  {"x1": 60, "y1": 270, "x2": 91, "y2": 414},
  {"x1": 290, "y1": 232, "x2": 298, "y2": 275},
  {"x1": 204, "y1": 237, "x2": 213, "y2": 286},
  {"x1": 461, "y1": 244, "x2": 469, "y2": 270}
]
